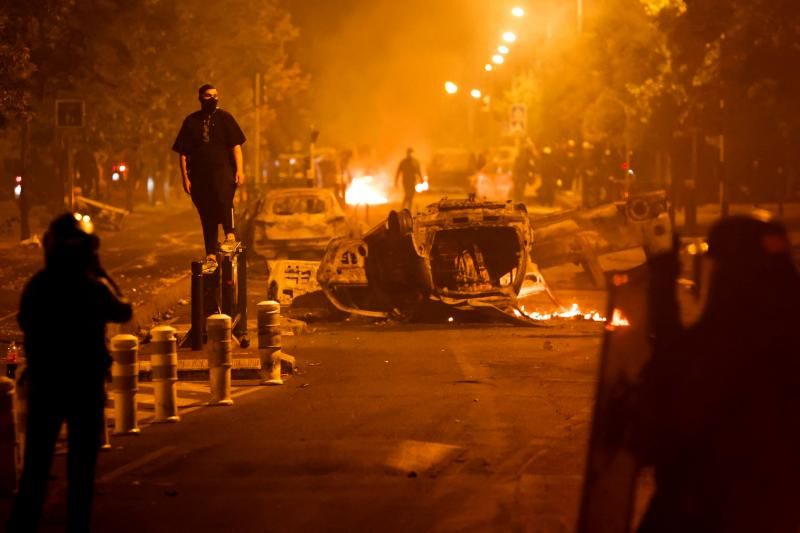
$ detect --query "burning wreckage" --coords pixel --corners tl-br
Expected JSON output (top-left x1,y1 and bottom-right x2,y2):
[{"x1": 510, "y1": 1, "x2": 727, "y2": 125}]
[
  {"x1": 265, "y1": 196, "x2": 548, "y2": 323},
  {"x1": 317, "y1": 197, "x2": 545, "y2": 320},
  {"x1": 266, "y1": 192, "x2": 671, "y2": 325}
]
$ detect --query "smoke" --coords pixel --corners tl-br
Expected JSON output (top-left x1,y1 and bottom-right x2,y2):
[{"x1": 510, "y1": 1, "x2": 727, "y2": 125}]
[{"x1": 289, "y1": 0, "x2": 500, "y2": 165}]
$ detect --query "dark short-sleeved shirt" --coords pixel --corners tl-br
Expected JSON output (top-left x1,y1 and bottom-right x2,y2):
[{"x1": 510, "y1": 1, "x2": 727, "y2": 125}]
[{"x1": 172, "y1": 109, "x2": 246, "y2": 191}]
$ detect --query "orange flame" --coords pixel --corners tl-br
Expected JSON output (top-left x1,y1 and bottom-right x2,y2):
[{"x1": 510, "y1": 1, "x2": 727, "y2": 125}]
[{"x1": 604, "y1": 308, "x2": 631, "y2": 331}]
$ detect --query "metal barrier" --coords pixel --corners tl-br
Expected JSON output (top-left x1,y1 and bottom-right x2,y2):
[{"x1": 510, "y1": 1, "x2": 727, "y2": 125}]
[{"x1": 183, "y1": 242, "x2": 249, "y2": 350}]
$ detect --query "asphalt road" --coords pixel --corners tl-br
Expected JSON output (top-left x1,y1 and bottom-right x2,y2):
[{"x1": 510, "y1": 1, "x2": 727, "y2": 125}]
[{"x1": 63, "y1": 321, "x2": 603, "y2": 533}]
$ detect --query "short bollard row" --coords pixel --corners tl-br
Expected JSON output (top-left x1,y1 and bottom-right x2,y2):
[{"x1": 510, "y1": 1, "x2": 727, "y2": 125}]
[
  {"x1": 257, "y1": 301, "x2": 295, "y2": 386},
  {"x1": 4, "y1": 308, "x2": 297, "y2": 491}
]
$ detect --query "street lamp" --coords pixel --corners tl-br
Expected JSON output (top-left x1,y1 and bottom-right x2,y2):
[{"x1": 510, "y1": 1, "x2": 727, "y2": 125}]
[
  {"x1": 502, "y1": 31, "x2": 517, "y2": 43},
  {"x1": 444, "y1": 81, "x2": 459, "y2": 94},
  {"x1": 512, "y1": 6, "x2": 525, "y2": 17},
  {"x1": 498, "y1": 45, "x2": 510, "y2": 55},
  {"x1": 484, "y1": 63, "x2": 494, "y2": 72},
  {"x1": 492, "y1": 54, "x2": 505, "y2": 65},
  {"x1": 470, "y1": 89, "x2": 482, "y2": 99}
]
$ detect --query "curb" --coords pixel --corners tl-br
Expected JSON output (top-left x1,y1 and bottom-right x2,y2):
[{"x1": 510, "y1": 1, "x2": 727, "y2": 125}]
[
  {"x1": 136, "y1": 357, "x2": 261, "y2": 382},
  {"x1": 107, "y1": 272, "x2": 192, "y2": 338}
]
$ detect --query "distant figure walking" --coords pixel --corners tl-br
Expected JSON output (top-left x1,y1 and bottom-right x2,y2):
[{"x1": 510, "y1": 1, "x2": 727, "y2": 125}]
[
  {"x1": 173, "y1": 84, "x2": 246, "y2": 268},
  {"x1": 7, "y1": 213, "x2": 133, "y2": 533},
  {"x1": 395, "y1": 147, "x2": 423, "y2": 212},
  {"x1": 634, "y1": 213, "x2": 800, "y2": 532}
]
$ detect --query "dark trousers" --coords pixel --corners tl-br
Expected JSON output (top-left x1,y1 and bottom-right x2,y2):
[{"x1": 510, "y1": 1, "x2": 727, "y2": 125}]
[
  {"x1": 402, "y1": 185, "x2": 415, "y2": 212},
  {"x1": 7, "y1": 384, "x2": 105, "y2": 533},
  {"x1": 192, "y1": 185, "x2": 235, "y2": 256}
]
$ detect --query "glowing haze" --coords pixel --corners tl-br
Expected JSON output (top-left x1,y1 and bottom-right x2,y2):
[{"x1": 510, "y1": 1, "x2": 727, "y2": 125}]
[{"x1": 287, "y1": 0, "x2": 507, "y2": 163}]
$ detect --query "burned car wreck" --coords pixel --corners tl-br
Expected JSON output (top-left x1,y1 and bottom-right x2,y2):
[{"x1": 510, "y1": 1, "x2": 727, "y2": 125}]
[
  {"x1": 316, "y1": 196, "x2": 540, "y2": 319},
  {"x1": 252, "y1": 187, "x2": 358, "y2": 260}
]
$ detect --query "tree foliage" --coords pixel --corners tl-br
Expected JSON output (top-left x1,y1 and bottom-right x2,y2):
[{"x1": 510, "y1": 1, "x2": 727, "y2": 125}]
[{"x1": 0, "y1": 0, "x2": 307, "y2": 165}]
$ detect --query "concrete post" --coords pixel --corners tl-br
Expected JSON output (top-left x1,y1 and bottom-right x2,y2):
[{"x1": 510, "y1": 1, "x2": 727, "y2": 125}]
[
  {"x1": 150, "y1": 326, "x2": 180, "y2": 423},
  {"x1": 0, "y1": 377, "x2": 16, "y2": 496},
  {"x1": 206, "y1": 314, "x2": 233, "y2": 406},
  {"x1": 110, "y1": 335, "x2": 140, "y2": 435},
  {"x1": 257, "y1": 301, "x2": 295, "y2": 386}
]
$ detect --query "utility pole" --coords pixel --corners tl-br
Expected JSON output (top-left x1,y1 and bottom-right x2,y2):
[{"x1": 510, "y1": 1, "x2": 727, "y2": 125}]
[
  {"x1": 719, "y1": 33, "x2": 729, "y2": 217},
  {"x1": 686, "y1": 128, "x2": 699, "y2": 233},
  {"x1": 577, "y1": 0, "x2": 583, "y2": 33},
  {"x1": 253, "y1": 72, "x2": 262, "y2": 188}
]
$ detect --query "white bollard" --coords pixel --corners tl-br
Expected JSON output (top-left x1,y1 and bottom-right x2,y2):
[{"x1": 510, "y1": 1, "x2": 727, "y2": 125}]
[
  {"x1": 257, "y1": 300, "x2": 295, "y2": 386},
  {"x1": 206, "y1": 314, "x2": 233, "y2": 406},
  {"x1": 257, "y1": 300, "x2": 282, "y2": 350},
  {"x1": 150, "y1": 326, "x2": 180, "y2": 423},
  {"x1": 110, "y1": 335, "x2": 140, "y2": 435},
  {"x1": 0, "y1": 377, "x2": 16, "y2": 496}
]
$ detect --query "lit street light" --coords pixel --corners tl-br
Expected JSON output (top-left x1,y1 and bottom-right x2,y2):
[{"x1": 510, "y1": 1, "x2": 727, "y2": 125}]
[
  {"x1": 485, "y1": 63, "x2": 494, "y2": 72},
  {"x1": 492, "y1": 54, "x2": 505, "y2": 65},
  {"x1": 444, "y1": 81, "x2": 459, "y2": 94},
  {"x1": 512, "y1": 6, "x2": 525, "y2": 17},
  {"x1": 498, "y1": 45, "x2": 510, "y2": 55},
  {"x1": 502, "y1": 31, "x2": 517, "y2": 43},
  {"x1": 470, "y1": 89, "x2": 482, "y2": 99}
]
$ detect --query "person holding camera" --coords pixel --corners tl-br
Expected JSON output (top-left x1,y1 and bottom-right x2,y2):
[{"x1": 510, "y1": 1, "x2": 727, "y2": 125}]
[{"x1": 7, "y1": 213, "x2": 133, "y2": 533}]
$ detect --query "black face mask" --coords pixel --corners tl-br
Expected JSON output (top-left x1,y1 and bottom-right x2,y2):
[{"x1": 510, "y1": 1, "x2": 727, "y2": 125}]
[{"x1": 201, "y1": 97, "x2": 218, "y2": 113}]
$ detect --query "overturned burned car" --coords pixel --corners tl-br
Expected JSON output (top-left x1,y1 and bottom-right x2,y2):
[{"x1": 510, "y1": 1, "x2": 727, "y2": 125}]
[
  {"x1": 252, "y1": 188, "x2": 358, "y2": 260},
  {"x1": 316, "y1": 196, "x2": 539, "y2": 319}
]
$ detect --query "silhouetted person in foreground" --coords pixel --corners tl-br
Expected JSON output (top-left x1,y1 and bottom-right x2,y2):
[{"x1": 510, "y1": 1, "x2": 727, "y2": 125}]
[
  {"x1": 7, "y1": 214, "x2": 132, "y2": 533},
  {"x1": 395, "y1": 147, "x2": 423, "y2": 212},
  {"x1": 634, "y1": 214, "x2": 800, "y2": 532},
  {"x1": 173, "y1": 84, "x2": 246, "y2": 268}
]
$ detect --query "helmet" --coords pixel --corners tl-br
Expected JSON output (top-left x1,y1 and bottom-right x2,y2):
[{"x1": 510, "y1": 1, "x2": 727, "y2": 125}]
[
  {"x1": 43, "y1": 212, "x2": 99, "y2": 269},
  {"x1": 707, "y1": 213, "x2": 790, "y2": 266}
]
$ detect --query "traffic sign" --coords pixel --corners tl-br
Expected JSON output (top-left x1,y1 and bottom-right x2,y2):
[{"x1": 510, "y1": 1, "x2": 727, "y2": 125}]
[{"x1": 510, "y1": 103, "x2": 526, "y2": 134}]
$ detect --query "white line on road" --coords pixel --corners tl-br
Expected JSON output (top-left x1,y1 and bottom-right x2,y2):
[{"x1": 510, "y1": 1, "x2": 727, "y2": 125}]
[
  {"x1": 99, "y1": 445, "x2": 177, "y2": 483},
  {"x1": 171, "y1": 385, "x2": 266, "y2": 417}
]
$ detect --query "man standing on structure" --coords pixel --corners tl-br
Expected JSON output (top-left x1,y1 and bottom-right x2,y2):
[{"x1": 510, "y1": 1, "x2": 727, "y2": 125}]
[
  {"x1": 173, "y1": 84, "x2": 246, "y2": 267},
  {"x1": 395, "y1": 147, "x2": 423, "y2": 212}
]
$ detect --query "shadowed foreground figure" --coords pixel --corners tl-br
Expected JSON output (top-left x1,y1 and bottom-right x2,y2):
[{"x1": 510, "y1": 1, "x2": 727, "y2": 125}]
[
  {"x1": 635, "y1": 214, "x2": 800, "y2": 532},
  {"x1": 7, "y1": 214, "x2": 132, "y2": 533}
]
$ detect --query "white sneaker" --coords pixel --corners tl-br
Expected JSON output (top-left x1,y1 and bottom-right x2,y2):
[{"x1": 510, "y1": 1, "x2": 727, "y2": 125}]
[{"x1": 220, "y1": 235, "x2": 237, "y2": 253}]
